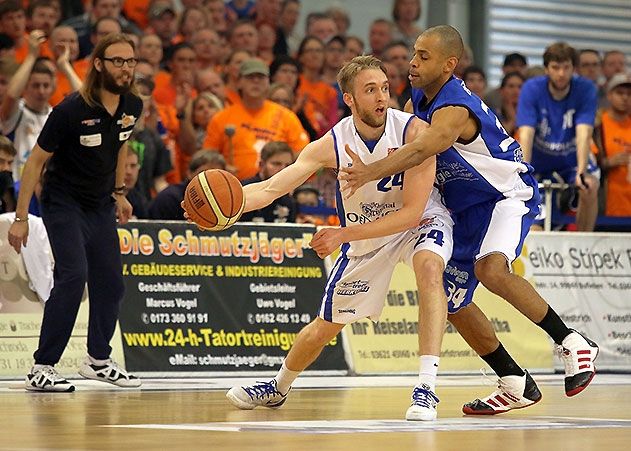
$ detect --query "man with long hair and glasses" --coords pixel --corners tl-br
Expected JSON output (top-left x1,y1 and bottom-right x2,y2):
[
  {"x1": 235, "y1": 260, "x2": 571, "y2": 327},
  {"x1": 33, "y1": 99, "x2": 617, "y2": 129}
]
[{"x1": 8, "y1": 33, "x2": 143, "y2": 392}]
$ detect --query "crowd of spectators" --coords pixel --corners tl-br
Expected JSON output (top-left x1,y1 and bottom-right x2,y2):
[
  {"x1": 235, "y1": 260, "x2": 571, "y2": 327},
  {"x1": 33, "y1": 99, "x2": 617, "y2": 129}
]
[{"x1": 0, "y1": 0, "x2": 628, "y2": 230}]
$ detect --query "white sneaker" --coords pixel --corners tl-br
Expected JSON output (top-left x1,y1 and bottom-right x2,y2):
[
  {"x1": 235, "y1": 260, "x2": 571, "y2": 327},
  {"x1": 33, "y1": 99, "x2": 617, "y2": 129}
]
[
  {"x1": 226, "y1": 379, "x2": 289, "y2": 410},
  {"x1": 405, "y1": 384, "x2": 439, "y2": 421},
  {"x1": 25, "y1": 366, "x2": 75, "y2": 392},
  {"x1": 462, "y1": 370, "x2": 542, "y2": 415},
  {"x1": 78, "y1": 358, "x2": 141, "y2": 387},
  {"x1": 556, "y1": 329, "x2": 599, "y2": 397}
]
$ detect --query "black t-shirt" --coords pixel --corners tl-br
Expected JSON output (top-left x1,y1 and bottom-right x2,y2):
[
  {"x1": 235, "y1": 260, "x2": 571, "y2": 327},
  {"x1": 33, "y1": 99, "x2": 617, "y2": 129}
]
[
  {"x1": 240, "y1": 174, "x2": 296, "y2": 223},
  {"x1": 38, "y1": 91, "x2": 143, "y2": 209}
]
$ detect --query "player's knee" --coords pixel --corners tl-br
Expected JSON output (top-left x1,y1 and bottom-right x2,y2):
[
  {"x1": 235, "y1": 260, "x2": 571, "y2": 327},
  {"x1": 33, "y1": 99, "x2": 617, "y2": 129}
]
[
  {"x1": 474, "y1": 256, "x2": 508, "y2": 288},
  {"x1": 414, "y1": 254, "x2": 444, "y2": 286},
  {"x1": 301, "y1": 320, "x2": 339, "y2": 347}
]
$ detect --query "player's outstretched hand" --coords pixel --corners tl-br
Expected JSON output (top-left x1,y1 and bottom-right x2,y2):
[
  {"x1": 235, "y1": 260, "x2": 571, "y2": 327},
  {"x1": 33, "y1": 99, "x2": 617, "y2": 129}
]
[
  {"x1": 338, "y1": 144, "x2": 369, "y2": 199},
  {"x1": 310, "y1": 227, "x2": 344, "y2": 259}
]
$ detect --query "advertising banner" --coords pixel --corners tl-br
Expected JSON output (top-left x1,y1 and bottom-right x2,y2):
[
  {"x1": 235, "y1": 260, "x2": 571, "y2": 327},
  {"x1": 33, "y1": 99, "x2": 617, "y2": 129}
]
[
  {"x1": 343, "y1": 263, "x2": 552, "y2": 374},
  {"x1": 518, "y1": 232, "x2": 631, "y2": 371},
  {"x1": 0, "y1": 215, "x2": 124, "y2": 378},
  {"x1": 118, "y1": 222, "x2": 346, "y2": 373}
]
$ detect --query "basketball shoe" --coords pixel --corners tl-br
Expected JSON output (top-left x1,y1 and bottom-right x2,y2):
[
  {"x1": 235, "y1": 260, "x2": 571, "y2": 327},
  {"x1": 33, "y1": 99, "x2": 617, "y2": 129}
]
[
  {"x1": 226, "y1": 379, "x2": 289, "y2": 410},
  {"x1": 556, "y1": 329, "x2": 599, "y2": 397},
  {"x1": 462, "y1": 370, "x2": 542, "y2": 415},
  {"x1": 78, "y1": 358, "x2": 141, "y2": 387},
  {"x1": 25, "y1": 365, "x2": 75, "y2": 392},
  {"x1": 405, "y1": 383, "x2": 439, "y2": 421}
]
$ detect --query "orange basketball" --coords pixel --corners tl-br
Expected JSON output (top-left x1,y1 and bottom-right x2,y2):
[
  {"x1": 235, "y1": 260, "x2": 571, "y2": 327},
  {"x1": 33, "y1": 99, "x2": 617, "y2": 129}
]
[{"x1": 183, "y1": 169, "x2": 245, "y2": 231}]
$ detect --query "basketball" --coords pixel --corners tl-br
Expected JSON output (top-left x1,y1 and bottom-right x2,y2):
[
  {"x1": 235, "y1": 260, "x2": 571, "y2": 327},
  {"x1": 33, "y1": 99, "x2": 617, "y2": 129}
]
[{"x1": 183, "y1": 169, "x2": 245, "y2": 231}]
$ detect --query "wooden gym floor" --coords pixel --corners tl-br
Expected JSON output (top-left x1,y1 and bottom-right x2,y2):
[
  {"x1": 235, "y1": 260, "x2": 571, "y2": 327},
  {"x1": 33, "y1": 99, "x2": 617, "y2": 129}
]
[{"x1": 1, "y1": 374, "x2": 630, "y2": 450}]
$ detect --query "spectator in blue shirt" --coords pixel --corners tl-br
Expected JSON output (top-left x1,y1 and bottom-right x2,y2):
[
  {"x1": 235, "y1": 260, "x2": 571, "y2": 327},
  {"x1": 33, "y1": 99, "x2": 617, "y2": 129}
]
[{"x1": 516, "y1": 42, "x2": 599, "y2": 231}]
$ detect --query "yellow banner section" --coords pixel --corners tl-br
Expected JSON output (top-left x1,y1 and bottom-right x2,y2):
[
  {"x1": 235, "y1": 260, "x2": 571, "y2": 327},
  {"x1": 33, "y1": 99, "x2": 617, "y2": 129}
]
[
  {"x1": 0, "y1": 301, "x2": 125, "y2": 378},
  {"x1": 343, "y1": 263, "x2": 553, "y2": 374}
]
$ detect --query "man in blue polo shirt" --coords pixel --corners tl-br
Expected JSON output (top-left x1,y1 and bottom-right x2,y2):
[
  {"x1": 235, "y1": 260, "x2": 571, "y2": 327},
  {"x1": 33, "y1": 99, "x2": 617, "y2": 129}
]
[
  {"x1": 8, "y1": 33, "x2": 143, "y2": 392},
  {"x1": 516, "y1": 42, "x2": 599, "y2": 231}
]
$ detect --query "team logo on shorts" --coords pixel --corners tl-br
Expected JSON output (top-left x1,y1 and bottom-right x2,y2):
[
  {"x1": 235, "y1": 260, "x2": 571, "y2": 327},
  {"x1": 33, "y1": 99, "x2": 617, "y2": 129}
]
[
  {"x1": 336, "y1": 280, "x2": 370, "y2": 296},
  {"x1": 418, "y1": 215, "x2": 445, "y2": 229}
]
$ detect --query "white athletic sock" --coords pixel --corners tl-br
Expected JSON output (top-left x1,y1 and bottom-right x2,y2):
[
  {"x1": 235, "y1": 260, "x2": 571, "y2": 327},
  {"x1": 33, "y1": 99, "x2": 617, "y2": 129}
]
[
  {"x1": 32, "y1": 364, "x2": 46, "y2": 372},
  {"x1": 418, "y1": 355, "x2": 440, "y2": 392},
  {"x1": 275, "y1": 361, "x2": 301, "y2": 394},
  {"x1": 88, "y1": 355, "x2": 109, "y2": 366}
]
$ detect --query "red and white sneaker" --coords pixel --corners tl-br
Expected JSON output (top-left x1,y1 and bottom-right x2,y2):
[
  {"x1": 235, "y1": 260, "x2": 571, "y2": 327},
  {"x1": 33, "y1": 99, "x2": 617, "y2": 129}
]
[
  {"x1": 462, "y1": 370, "x2": 542, "y2": 415},
  {"x1": 556, "y1": 330, "x2": 599, "y2": 397}
]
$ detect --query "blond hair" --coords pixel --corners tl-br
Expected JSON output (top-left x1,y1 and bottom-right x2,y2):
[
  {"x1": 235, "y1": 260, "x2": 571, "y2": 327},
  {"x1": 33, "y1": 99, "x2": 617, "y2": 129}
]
[
  {"x1": 336, "y1": 55, "x2": 387, "y2": 94},
  {"x1": 80, "y1": 33, "x2": 137, "y2": 107}
]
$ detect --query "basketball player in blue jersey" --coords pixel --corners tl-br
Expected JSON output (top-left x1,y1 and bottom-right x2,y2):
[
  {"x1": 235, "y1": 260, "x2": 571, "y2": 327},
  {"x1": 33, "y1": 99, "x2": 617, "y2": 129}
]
[
  {"x1": 219, "y1": 55, "x2": 453, "y2": 421},
  {"x1": 517, "y1": 42, "x2": 599, "y2": 232},
  {"x1": 340, "y1": 26, "x2": 599, "y2": 414}
]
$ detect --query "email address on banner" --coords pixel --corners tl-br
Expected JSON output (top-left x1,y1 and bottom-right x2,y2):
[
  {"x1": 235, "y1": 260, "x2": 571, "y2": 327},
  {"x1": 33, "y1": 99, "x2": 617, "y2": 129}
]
[
  {"x1": 122, "y1": 327, "x2": 299, "y2": 351},
  {"x1": 168, "y1": 353, "x2": 284, "y2": 368}
]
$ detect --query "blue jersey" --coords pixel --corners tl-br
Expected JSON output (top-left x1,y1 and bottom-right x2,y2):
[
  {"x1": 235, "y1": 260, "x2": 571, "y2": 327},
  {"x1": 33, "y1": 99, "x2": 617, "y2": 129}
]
[
  {"x1": 411, "y1": 76, "x2": 537, "y2": 213},
  {"x1": 516, "y1": 75, "x2": 597, "y2": 175}
]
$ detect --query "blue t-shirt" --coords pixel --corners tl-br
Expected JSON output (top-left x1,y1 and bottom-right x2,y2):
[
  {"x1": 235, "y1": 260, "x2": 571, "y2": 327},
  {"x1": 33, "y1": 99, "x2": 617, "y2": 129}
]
[
  {"x1": 516, "y1": 75, "x2": 597, "y2": 175},
  {"x1": 411, "y1": 76, "x2": 537, "y2": 213}
]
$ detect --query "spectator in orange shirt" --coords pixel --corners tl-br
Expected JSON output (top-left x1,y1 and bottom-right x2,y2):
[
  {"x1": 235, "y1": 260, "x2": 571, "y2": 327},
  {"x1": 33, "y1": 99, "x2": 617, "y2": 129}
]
[
  {"x1": 205, "y1": 0, "x2": 230, "y2": 34},
  {"x1": 137, "y1": 33, "x2": 163, "y2": 74},
  {"x1": 175, "y1": 6, "x2": 209, "y2": 45},
  {"x1": 191, "y1": 28, "x2": 222, "y2": 71},
  {"x1": 296, "y1": 36, "x2": 338, "y2": 137},
  {"x1": 26, "y1": 0, "x2": 60, "y2": 36},
  {"x1": 72, "y1": 17, "x2": 122, "y2": 81},
  {"x1": 229, "y1": 19, "x2": 258, "y2": 55},
  {"x1": 203, "y1": 58, "x2": 309, "y2": 180},
  {"x1": 195, "y1": 68, "x2": 226, "y2": 103},
  {"x1": 223, "y1": 48, "x2": 252, "y2": 105},
  {"x1": 0, "y1": 1, "x2": 29, "y2": 63},
  {"x1": 47, "y1": 26, "x2": 83, "y2": 106},
  {"x1": 146, "y1": 2, "x2": 177, "y2": 54},
  {"x1": 153, "y1": 42, "x2": 197, "y2": 108},
  {"x1": 593, "y1": 73, "x2": 631, "y2": 217}
]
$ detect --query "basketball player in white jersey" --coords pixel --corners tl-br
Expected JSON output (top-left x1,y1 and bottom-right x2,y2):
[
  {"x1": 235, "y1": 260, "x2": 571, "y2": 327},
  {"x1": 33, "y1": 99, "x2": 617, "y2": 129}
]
[{"x1": 222, "y1": 56, "x2": 453, "y2": 421}]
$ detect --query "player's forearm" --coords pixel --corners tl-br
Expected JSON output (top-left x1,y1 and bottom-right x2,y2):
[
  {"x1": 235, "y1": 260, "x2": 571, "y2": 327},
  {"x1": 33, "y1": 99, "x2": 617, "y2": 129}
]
[
  {"x1": 58, "y1": 61, "x2": 83, "y2": 92},
  {"x1": 366, "y1": 134, "x2": 441, "y2": 181},
  {"x1": 1, "y1": 54, "x2": 37, "y2": 120},
  {"x1": 340, "y1": 206, "x2": 424, "y2": 243},
  {"x1": 15, "y1": 152, "x2": 46, "y2": 218},
  {"x1": 115, "y1": 144, "x2": 128, "y2": 189},
  {"x1": 575, "y1": 125, "x2": 593, "y2": 174},
  {"x1": 242, "y1": 181, "x2": 283, "y2": 212},
  {"x1": 517, "y1": 126, "x2": 535, "y2": 163}
]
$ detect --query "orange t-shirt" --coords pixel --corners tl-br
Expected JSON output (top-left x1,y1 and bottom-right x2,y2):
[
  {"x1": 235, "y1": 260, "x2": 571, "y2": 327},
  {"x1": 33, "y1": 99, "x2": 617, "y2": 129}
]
[
  {"x1": 122, "y1": 0, "x2": 150, "y2": 30},
  {"x1": 297, "y1": 75, "x2": 338, "y2": 137},
  {"x1": 224, "y1": 88, "x2": 241, "y2": 107},
  {"x1": 153, "y1": 71, "x2": 198, "y2": 107},
  {"x1": 595, "y1": 110, "x2": 631, "y2": 216},
  {"x1": 203, "y1": 100, "x2": 309, "y2": 180},
  {"x1": 49, "y1": 61, "x2": 89, "y2": 106}
]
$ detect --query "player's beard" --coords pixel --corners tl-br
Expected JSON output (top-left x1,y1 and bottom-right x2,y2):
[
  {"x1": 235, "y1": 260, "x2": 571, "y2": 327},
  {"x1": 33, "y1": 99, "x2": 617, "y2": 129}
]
[
  {"x1": 102, "y1": 67, "x2": 132, "y2": 95},
  {"x1": 550, "y1": 78, "x2": 570, "y2": 92},
  {"x1": 355, "y1": 100, "x2": 386, "y2": 128}
]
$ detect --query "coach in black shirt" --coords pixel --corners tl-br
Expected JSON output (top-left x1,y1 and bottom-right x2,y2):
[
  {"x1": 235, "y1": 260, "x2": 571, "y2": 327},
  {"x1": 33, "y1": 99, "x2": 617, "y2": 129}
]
[{"x1": 8, "y1": 33, "x2": 142, "y2": 392}]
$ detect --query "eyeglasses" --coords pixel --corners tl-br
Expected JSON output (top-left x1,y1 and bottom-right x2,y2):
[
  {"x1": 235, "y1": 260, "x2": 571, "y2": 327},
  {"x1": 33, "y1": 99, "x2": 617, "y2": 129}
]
[{"x1": 102, "y1": 57, "x2": 139, "y2": 68}]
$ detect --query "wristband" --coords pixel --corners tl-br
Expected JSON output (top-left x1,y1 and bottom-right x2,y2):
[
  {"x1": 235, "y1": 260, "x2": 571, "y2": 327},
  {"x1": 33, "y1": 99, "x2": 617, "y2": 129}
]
[
  {"x1": 14, "y1": 216, "x2": 28, "y2": 223},
  {"x1": 113, "y1": 185, "x2": 126, "y2": 194}
]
